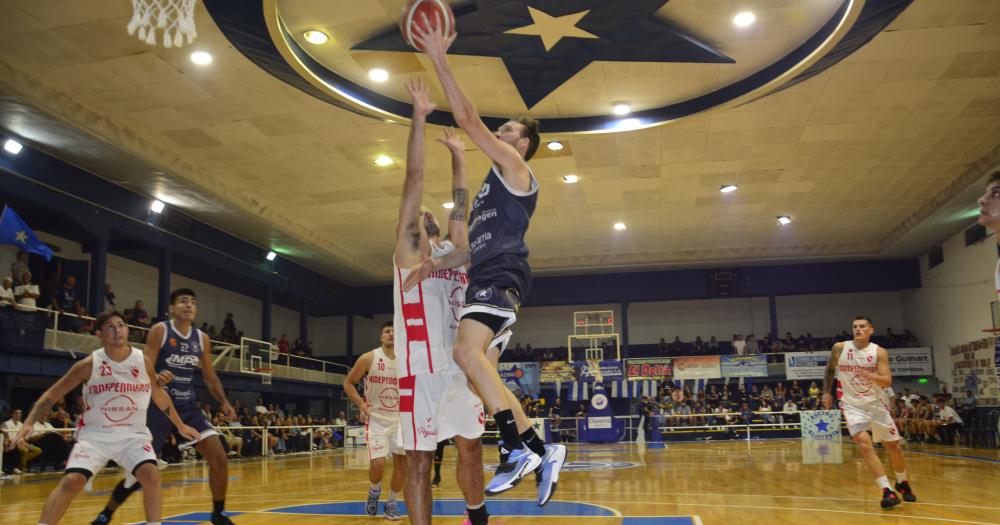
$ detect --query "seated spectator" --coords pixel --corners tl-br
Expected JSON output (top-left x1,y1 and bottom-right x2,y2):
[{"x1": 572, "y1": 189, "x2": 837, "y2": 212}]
[
  {"x1": 29, "y1": 412, "x2": 72, "y2": 468},
  {"x1": 254, "y1": 398, "x2": 268, "y2": 415},
  {"x1": 2, "y1": 409, "x2": 42, "y2": 474},
  {"x1": 576, "y1": 403, "x2": 587, "y2": 418},
  {"x1": 790, "y1": 380, "x2": 803, "y2": 403},
  {"x1": 773, "y1": 382, "x2": 786, "y2": 404},
  {"x1": 807, "y1": 381, "x2": 821, "y2": 400},
  {"x1": 74, "y1": 304, "x2": 93, "y2": 333},
  {"x1": 0, "y1": 277, "x2": 15, "y2": 308},
  {"x1": 14, "y1": 271, "x2": 40, "y2": 311},
  {"x1": 759, "y1": 401, "x2": 775, "y2": 424},
  {"x1": 781, "y1": 399, "x2": 798, "y2": 424},
  {"x1": 124, "y1": 300, "x2": 151, "y2": 327},
  {"x1": 962, "y1": 390, "x2": 977, "y2": 411},
  {"x1": 214, "y1": 416, "x2": 243, "y2": 457},
  {"x1": 706, "y1": 385, "x2": 720, "y2": 405},
  {"x1": 760, "y1": 384, "x2": 774, "y2": 404},
  {"x1": 103, "y1": 283, "x2": 116, "y2": 312},
  {"x1": 738, "y1": 402, "x2": 753, "y2": 424}
]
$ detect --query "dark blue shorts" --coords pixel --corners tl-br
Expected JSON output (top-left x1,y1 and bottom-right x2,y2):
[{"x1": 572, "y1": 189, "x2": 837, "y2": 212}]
[{"x1": 148, "y1": 403, "x2": 215, "y2": 453}]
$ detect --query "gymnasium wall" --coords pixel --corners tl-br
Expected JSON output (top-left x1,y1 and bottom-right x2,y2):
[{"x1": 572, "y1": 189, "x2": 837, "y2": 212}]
[
  {"x1": 775, "y1": 292, "x2": 904, "y2": 337},
  {"x1": 901, "y1": 224, "x2": 996, "y2": 390}
]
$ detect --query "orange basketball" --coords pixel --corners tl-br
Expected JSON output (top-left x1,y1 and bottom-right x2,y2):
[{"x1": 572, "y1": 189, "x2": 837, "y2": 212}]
[{"x1": 399, "y1": 0, "x2": 456, "y2": 51}]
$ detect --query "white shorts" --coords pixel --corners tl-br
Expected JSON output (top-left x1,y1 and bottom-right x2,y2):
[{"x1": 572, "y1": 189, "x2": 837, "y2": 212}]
[
  {"x1": 65, "y1": 436, "x2": 157, "y2": 478},
  {"x1": 399, "y1": 370, "x2": 485, "y2": 451},
  {"x1": 366, "y1": 416, "x2": 404, "y2": 460},
  {"x1": 842, "y1": 402, "x2": 901, "y2": 442}
]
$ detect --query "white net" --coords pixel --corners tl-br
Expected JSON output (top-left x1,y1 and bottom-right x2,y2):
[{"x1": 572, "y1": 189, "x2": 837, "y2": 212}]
[{"x1": 127, "y1": 0, "x2": 198, "y2": 48}]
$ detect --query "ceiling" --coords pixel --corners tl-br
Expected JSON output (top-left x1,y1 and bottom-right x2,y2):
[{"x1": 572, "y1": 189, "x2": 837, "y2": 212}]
[{"x1": 0, "y1": 0, "x2": 998, "y2": 287}]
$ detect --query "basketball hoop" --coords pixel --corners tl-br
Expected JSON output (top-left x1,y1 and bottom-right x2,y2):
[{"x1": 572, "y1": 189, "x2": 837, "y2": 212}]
[
  {"x1": 253, "y1": 367, "x2": 273, "y2": 386},
  {"x1": 127, "y1": 0, "x2": 198, "y2": 48}
]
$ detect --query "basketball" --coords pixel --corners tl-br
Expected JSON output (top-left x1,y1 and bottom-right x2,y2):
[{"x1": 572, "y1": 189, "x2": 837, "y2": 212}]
[{"x1": 399, "y1": 0, "x2": 456, "y2": 51}]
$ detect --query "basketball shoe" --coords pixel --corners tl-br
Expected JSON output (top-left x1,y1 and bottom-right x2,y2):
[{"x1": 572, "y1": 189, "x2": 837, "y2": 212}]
[
  {"x1": 485, "y1": 446, "x2": 542, "y2": 496},
  {"x1": 895, "y1": 481, "x2": 917, "y2": 502},
  {"x1": 880, "y1": 488, "x2": 901, "y2": 509},
  {"x1": 535, "y1": 444, "x2": 567, "y2": 506}
]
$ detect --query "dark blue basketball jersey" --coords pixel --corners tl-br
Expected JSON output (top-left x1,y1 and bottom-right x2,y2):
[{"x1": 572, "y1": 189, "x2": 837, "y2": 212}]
[
  {"x1": 467, "y1": 166, "x2": 538, "y2": 295},
  {"x1": 155, "y1": 320, "x2": 203, "y2": 408}
]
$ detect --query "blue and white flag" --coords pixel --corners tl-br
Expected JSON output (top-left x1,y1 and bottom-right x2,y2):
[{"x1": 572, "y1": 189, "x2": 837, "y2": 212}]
[
  {"x1": 0, "y1": 206, "x2": 53, "y2": 261},
  {"x1": 569, "y1": 381, "x2": 589, "y2": 401}
]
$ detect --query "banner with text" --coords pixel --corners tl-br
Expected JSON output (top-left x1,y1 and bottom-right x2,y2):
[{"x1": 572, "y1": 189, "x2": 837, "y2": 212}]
[
  {"x1": 499, "y1": 362, "x2": 540, "y2": 396},
  {"x1": 951, "y1": 338, "x2": 1000, "y2": 404},
  {"x1": 574, "y1": 360, "x2": 624, "y2": 383},
  {"x1": 887, "y1": 347, "x2": 932, "y2": 376},
  {"x1": 624, "y1": 358, "x2": 672, "y2": 380},
  {"x1": 720, "y1": 355, "x2": 769, "y2": 378},
  {"x1": 785, "y1": 351, "x2": 830, "y2": 380},
  {"x1": 672, "y1": 355, "x2": 722, "y2": 380},
  {"x1": 540, "y1": 361, "x2": 577, "y2": 383}
]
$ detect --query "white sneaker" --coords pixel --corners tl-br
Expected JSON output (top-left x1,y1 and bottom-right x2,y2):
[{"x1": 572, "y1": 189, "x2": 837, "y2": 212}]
[{"x1": 485, "y1": 446, "x2": 542, "y2": 496}]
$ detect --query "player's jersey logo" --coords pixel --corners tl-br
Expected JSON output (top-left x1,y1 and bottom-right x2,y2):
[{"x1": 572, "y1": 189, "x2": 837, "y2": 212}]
[
  {"x1": 130, "y1": 367, "x2": 140, "y2": 378},
  {"x1": 165, "y1": 354, "x2": 200, "y2": 367},
  {"x1": 378, "y1": 387, "x2": 400, "y2": 410},
  {"x1": 474, "y1": 288, "x2": 493, "y2": 301},
  {"x1": 169, "y1": 338, "x2": 178, "y2": 347},
  {"x1": 102, "y1": 394, "x2": 139, "y2": 423}
]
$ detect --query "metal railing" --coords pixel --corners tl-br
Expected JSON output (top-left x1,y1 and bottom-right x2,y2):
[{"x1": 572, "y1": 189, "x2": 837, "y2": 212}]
[{"x1": 2, "y1": 305, "x2": 348, "y2": 384}]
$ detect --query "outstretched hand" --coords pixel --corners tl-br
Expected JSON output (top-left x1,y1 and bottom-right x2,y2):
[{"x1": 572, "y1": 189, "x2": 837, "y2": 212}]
[
  {"x1": 402, "y1": 259, "x2": 436, "y2": 292},
  {"x1": 405, "y1": 77, "x2": 437, "y2": 119},
  {"x1": 412, "y1": 12, "x2": 456, "y2": 62},
  {"x1": 436, "y1": 127, "x2": 465, "y2": 154}
]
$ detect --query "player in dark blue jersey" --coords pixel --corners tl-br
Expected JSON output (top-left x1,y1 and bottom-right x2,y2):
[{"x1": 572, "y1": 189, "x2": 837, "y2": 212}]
[
  {"x1": 405, "y1": 20, "x2": 567, "y2": 513},
  {"x1": 92, "y1": 288, "x2": 237, "y2": 525}
]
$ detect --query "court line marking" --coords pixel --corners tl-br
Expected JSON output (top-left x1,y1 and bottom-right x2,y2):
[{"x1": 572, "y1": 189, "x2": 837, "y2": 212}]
[
  {"x1": 579, "y1": 500, "x2": 999, "y2": 525},
  {"x1": 909, "y1": 450, "x2": 1000, "y2": 464},
  {"x1": 546, "y1": 490, "x2": 1000, "y2": 511},
  {"x1": 252, "y1": 498, "x2": 624, "y2": 518}
]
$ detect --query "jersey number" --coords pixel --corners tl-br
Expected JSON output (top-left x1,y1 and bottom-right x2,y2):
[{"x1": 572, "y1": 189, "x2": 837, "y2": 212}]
[
  {"x1": 99, "y1": 363, "x2": 113, "y2": 377},
  {"x1": 377, "y1": 361, "x2": 385, "y2": 372}
]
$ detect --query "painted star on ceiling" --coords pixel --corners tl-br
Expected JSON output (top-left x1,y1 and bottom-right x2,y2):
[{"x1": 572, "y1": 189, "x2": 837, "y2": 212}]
[{"x1": 353, "y1": 0, "x2": 733, "y2": 109}]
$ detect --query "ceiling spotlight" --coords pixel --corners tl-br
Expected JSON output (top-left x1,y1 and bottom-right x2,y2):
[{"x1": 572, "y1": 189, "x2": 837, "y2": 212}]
[
  {"x1": 190, "y1": 51, "x2": 213, "y2": 65},
  {"x1": 373, "y1": 155, "x2": 393, "y2": 166},
  {"x1": 720, "y1": 184, "x2": 738, "y2": 193},
  {"x1": 368, "y1": 68, "x2": 389, "y2": 82},
  {"x1": 615, "y1": 118, "x2": 642, "y2": 131},
  {"x1": 562, "y1": 175, "x2": 579, "y2": 184},
  {"x1": 614, "y1": 222, "x2": 627, "y2": 231},
  {"x1": 265, "y1": 250, "x2": 277, "y2": 262},
  {"x1": 443, "y1": 202, "x2": 455, "y2": 209},
  {"x1": 303, "y1": 30, "x2": 329, "y2": 45},
  {"x1": 150, "y1": 200, "x2": 165, "y2": 214},
  {"x1": 612, "y1": 104, "x2": 631, "y2": 116},
  {"x1": 777, "y1": 215, "x2": 792, "y2": 226},
  {"x1": 3, "y1": 139, "x2": 23, "y2": 155},
  {"x1": 547, "y1": 141, "x2": 564, "y2": 151},
  {"x1": 733, "y1": 12, "x2": 756, "y2": 27}
]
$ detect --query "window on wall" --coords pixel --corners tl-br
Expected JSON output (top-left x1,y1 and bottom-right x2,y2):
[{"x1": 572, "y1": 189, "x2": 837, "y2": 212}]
[{"x1": 928, "y1": 246, "x2": 944, "y2": 269}]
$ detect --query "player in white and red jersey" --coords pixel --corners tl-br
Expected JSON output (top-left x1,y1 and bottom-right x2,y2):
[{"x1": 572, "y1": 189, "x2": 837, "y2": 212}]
[
  {"x1": 6, "y1": 310, "x2": 198, "y2": 525},
  {"x1": 822, "y1": 316, "x2": 916, "y2": 509},
  {"x1": 976, "y1": 171, "x2": 1000, "y2": 298},
  {"x1": 344, "y1": 322, "x2": 406, "y2": 520}
]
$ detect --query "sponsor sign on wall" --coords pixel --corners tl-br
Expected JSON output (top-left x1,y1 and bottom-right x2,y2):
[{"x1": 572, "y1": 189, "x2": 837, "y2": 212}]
[
  {"x1": 785, "y1": 351, "x2": 830, "y2": 380},
  {"x1": 672, "y1": 355, "x2": 721, "y2": 380},
  {"x1": 720, "y1": 355, "x2": 768, "y2": 378},
  {"x1": 624, "y1": 358, "x2": 672, "y2": 380}
]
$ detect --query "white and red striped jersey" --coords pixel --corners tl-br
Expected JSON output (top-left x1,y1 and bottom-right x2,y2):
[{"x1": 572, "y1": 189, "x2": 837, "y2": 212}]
[
  {"x1": 393, "y1": 240, "x2": 469, "y2": 377},
  {"x1": 364, "y1": 346, "x2": 400, "y2": 424},
  {"x1": 836, "y1": 340, "x2": 883, "y2": 408},
  {"x1": 78, "y1": 347, "x2": 153, "y2": 441}
]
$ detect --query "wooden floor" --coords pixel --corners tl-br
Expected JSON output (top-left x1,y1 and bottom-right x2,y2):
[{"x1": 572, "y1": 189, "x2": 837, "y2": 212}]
[{"x1": 2, "y1": 439, "x2": 999, "y2": 525}]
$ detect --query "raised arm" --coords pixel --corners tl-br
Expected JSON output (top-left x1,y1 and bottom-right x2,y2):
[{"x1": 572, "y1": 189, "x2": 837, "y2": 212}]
[
  {"x1": 395, "y1": 78, "x2": 438, "y2": 268},
  {"x1": 821, "y1": 343, "x2": 843, "y2": 409},
  {"x1": 413, "y1": 20, "x2": 531, "y2": 191},
  {"x1": 7, "y1": 357, "x2": 91, "y2": 449},
  {"x1": 401, "y1": 246, "x2": 471, "y2": 293},
  {"x1": 436, "y1": 127, "x2": 469, "y2": 248},
  {"x1": 342, "y1": 351, "x2": 374, "y2": 424}
]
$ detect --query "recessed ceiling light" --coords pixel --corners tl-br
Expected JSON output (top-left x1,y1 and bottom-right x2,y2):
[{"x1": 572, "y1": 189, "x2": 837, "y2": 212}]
[
  {"x1": 190, "y1": 51, "x2": 213, "y2": 65},
  {"x1": 733, "y1": 12, "x2": 756, "y2": 27},
  {"x1": 3, "y1": 139, "x2": 22, "y2": 155},
  {"x1": 265, "y1": 250, "x2": 277, "y2": 261},
  {"x1": 443, "y1": 202, "x2": 455, "y2": 209},
  {"x1": 150, "y1": 200, "x2": 165, "y2": 214},
  {"x1": 614, "y1": 222, "x2": 627, "y2": 231},
  {"x1": 720, "y1": 184, "x2": 738, "y2": 193},
  {"x1": 547, "y1": 141, "x2": 564, "y2": 151},
  {"x1": 612, "y1": 104, "x2": 631, "y2": 116},
  {"x1": 562, "y1": 175, "x2": 579, "y2": 184},
  {"x1": 374, "y1": 155, "x2": 393, "y2": 166},
  {"x1": 368, "y1": 68, "x2": 389, "y2": 82},
  {"x1": 777, "y1": 215, "x2": 792, "y2": 226},
  {"x1": 303, "y1": 30, "x2": 329, "y2": 45},
  {"x1": 615, "y1": 118, "x2": 642, "y2": 131}
]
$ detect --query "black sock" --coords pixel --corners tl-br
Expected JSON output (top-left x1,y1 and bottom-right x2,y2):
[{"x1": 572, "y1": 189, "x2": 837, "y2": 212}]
[
  {"x1": 213, "y1": 499, "x2": 225, "y2": 515},
  {"x1": 497, "y1": 439, "x2": 510, "y2": 464},
  {"x1": 520, "y1": 428, "x2": 546, "y2": 457},
  {"x1": 493, "y1": 410, "x2": 522, "y2": 451},
  {"x1": 93, "y1": 508, "x2": 114, "y2": 524},
  {"x1": 433, "y1": 461, "x2": 442, "y2": 480},
  {"x1": 467, "y1": 503, "x2": 489, "y2": 525}
]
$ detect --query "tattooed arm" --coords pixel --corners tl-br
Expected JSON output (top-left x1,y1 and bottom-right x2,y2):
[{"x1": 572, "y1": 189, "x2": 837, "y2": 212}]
[
  {"x1": 437, "y1": 127, "x2": 470, "y2": 248},
  {"x1": 821, "y1": 342, "x2": 843, "y2": 409},
  {"x1": 6, "y1": 357, "x2": 92, "y2": 449}
]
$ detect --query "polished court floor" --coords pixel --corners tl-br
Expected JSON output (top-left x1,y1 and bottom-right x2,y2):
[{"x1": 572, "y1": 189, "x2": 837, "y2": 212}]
[{"x1": 2, "y1": 439, "x2": 998, "y2": 525}]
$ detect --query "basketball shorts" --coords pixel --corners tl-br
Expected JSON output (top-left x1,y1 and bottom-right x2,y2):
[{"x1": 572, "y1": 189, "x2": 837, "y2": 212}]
[
  {"x1": 399, "y1": 370, "x2": 485, "y2": 451},
  {"x1": 841, "y1": 401, "x2": 901, "y2": 442},
  {"x1": 461, "y1": 284, "x2": 521, "y2": 335},
  {"x1": 65, "y1": 436, "x2": 157, "y2": 479},
  {"x1": 366, "y1": 415, "x2": 404, "y2": 460},
  {"x1": 148, "y1": 403, "x2": 217, "y2": 453}
]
